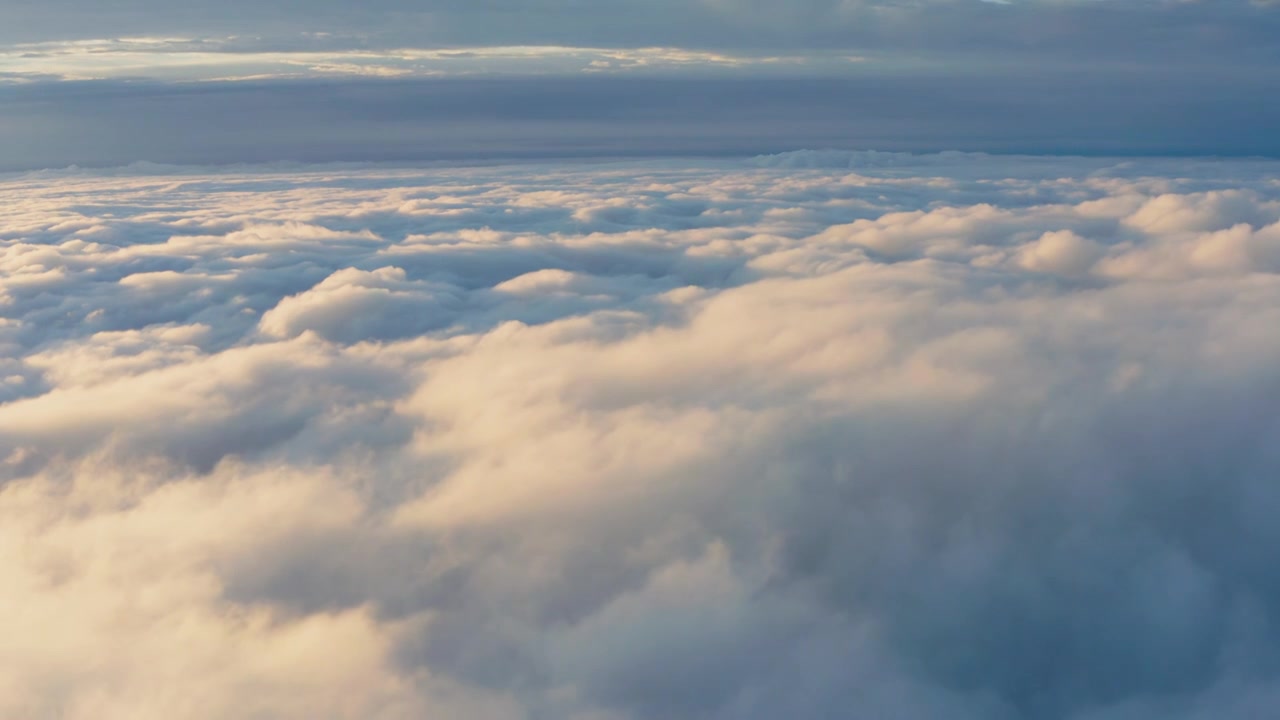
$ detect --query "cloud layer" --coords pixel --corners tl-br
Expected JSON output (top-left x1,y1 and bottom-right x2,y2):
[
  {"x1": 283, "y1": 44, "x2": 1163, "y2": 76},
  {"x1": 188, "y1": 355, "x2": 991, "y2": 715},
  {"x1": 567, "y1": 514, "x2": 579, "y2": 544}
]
[
  {"x1": 5, "y1": 72, "x2": 1279, "y2": 172},
  {"x1": 4, "y1": 0, "x2": 1278, "y2": 69},
  {"x1": 3, "y1": 0, "x2": 1275, "y2": 168},
  {"x1": 5, "y1": 153, "x2": 1280, "y2": 719}
]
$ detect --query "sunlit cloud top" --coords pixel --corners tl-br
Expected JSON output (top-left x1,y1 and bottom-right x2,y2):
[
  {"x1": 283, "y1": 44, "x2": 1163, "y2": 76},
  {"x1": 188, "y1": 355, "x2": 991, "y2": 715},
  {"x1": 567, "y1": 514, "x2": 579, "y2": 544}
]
[{"x1": 6, "y1": 153, "x2": 1280, "y2": 719}]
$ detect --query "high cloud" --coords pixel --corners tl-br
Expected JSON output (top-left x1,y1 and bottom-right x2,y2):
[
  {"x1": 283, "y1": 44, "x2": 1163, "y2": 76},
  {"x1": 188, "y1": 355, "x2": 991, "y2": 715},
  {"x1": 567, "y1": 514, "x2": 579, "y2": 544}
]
[
  {"x1": 0, "y1": 40, "x2": 830, "y2": 83},
  {"x1": 3, "y1": 0, "x2": 1277, "y2": 70},
  {"x1": 5, "y1": 152, "x2": 1280, "y2": 719}
]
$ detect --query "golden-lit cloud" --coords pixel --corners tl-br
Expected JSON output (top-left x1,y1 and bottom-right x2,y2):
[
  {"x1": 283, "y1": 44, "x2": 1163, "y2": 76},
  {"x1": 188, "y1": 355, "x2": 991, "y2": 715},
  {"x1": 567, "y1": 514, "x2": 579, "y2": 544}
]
[{"x1": 5, "y1": 153, "x2": 1280, "y2": 718}]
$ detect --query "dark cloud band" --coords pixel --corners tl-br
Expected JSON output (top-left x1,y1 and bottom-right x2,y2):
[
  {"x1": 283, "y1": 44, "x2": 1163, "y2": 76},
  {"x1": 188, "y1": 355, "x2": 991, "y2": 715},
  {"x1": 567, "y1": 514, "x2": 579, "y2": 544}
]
[{"x1": 3, "y1": 72, "x2": 1279, "y2": 172}]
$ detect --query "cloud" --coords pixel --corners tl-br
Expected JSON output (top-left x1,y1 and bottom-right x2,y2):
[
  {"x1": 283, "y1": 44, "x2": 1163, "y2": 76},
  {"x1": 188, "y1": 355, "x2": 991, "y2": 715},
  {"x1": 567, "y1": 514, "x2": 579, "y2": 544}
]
[
  {"x1": 258, "y1": 266, "x2": 466, "y2": 342},
  {"x1": 0, "y1": 39, "x2": 827, "y2": 83},
  {"x1": 2, "y1": 0, "x2": 1277, "y2": 180},
  {"x1": 1016, "y1": 230, "x2": 1103, "y2": 276},
  {"x1": 5, "y1": 153, "x2": 1280, "y2": 718},
  {"x1": 2, "y1": 0, "x2": 1278, "y2": 70}
]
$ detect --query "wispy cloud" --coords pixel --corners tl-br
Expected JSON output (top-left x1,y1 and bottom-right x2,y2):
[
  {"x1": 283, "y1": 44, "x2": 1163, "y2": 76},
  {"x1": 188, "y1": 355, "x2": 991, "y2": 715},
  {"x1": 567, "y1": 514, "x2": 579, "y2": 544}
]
[{"x1": 0, "y1": 38, "x2": 855, "y2": 82}]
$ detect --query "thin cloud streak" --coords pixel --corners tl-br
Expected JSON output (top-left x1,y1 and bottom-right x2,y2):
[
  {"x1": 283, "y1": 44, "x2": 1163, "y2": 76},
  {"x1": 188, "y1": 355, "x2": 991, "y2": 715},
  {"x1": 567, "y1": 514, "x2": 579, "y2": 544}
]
[{"x1": 0, "y1": 39, "x2": 837, "y2": 82}]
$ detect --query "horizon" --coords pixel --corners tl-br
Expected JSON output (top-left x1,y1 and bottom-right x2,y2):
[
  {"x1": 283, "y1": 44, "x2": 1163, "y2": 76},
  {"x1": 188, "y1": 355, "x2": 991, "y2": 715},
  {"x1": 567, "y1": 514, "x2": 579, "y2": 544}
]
[{"x1": 4, "y1": 1, "x2": 1280, "y2": 169}]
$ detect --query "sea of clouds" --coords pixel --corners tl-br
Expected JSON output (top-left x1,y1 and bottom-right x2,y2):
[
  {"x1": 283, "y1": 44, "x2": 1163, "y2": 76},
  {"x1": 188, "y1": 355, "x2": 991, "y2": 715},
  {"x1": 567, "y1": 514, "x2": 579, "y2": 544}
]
[{"x1": 4, "y1": 151, "x2": 1280, "y2": 719}]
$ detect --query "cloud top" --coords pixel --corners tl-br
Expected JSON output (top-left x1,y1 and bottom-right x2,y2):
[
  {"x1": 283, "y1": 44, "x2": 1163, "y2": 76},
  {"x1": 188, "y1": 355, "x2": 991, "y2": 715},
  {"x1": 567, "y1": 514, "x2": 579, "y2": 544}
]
[{"x1": 4, "y1": 154, "x2": 1280, "y2": 718}]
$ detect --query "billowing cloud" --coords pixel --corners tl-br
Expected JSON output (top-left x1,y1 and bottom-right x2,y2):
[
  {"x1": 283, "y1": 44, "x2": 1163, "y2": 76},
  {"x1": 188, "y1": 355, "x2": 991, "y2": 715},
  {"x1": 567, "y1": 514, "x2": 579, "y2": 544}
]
[{"x1": 5, "y1": 152, "x2": 1280, "y2": 718}]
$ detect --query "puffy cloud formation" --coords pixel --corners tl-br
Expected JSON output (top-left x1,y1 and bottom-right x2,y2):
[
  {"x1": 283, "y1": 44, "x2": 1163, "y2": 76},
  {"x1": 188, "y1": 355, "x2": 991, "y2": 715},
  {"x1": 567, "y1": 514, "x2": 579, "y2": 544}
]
[{"x1": 5, "y1": 152, "x2": 1280, "y2": 719}]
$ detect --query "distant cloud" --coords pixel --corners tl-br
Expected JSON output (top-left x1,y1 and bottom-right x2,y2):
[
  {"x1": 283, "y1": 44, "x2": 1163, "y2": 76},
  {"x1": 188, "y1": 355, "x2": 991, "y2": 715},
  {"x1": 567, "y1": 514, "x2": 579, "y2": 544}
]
[
  {"x1": 0, "y1": 39, "x2": 834, "y2": 83},
  {"x1": 5, "y1": 154, "x2": 1280, "y2": 718},
  {"x1": 3, "y1": 0, "x2": 1277, "y2": 71},
  {"x1": 3, "y1": 0, "x2": 1278, "y2": 166},
  {"x1": 3, "y1": 70, "x2": 1280, "y2": 172}
]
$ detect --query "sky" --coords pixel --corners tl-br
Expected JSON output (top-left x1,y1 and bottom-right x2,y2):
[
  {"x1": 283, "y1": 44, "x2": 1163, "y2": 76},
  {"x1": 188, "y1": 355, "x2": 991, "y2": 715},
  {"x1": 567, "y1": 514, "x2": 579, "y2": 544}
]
[{"x1": 2, "y1": 0, "x2": 1280, "y2": 168}]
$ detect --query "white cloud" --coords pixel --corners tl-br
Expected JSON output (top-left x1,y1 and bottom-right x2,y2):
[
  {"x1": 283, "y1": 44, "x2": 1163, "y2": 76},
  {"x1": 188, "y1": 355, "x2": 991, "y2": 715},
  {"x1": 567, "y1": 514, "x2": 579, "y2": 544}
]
[
  {"x1": 259, "y1": 266, "x2": 465, "y2": 342},
  {"x1": 1017, "y1": 230, "x2": 1103, "y2": 276},
  {"x1": 5, "y1": 153, "x2": 1280, "y2": 718}
]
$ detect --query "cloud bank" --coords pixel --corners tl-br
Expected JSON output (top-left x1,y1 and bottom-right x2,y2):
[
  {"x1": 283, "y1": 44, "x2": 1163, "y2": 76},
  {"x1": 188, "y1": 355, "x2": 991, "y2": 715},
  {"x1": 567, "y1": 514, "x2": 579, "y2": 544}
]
[
  {"x1": 4, "y1": 72, "x2": 1279, "y2": 172},
  {"x1": 3, "y1": 0, "x2": 1275, "y2": 168},
  {"x1": 4, "y1": 0, "x2": 1278, "y2": 70},
  {"x1": 5, "y1": 153, "x2": 1280, "y2": 719}
]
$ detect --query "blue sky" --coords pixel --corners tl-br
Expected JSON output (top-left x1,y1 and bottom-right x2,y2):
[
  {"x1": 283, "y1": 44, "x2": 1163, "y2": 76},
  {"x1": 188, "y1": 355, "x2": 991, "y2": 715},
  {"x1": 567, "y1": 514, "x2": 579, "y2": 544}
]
[{"x1": 2, "y1": 0, "x2": 1279, "y2": 168}]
